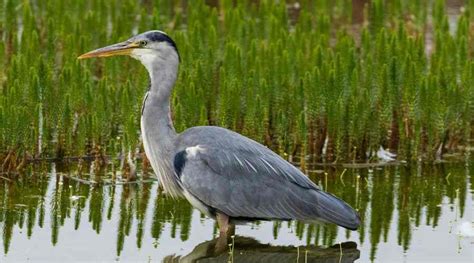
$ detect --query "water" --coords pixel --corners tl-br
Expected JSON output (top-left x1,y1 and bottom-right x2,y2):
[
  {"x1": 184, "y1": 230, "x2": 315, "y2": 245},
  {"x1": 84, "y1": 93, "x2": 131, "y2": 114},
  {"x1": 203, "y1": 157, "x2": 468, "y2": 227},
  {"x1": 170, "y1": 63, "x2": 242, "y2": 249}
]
[{"x1": 0, "y1": 162, "x2": 472, "y2": 262}]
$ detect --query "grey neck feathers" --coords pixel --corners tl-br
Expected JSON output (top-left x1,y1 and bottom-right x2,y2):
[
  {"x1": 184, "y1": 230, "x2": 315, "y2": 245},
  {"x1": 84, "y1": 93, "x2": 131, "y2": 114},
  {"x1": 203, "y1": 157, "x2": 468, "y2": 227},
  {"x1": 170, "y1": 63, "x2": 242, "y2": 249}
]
[{"x1": 141, "y1": 56, "x2": 182, "y2": 197}]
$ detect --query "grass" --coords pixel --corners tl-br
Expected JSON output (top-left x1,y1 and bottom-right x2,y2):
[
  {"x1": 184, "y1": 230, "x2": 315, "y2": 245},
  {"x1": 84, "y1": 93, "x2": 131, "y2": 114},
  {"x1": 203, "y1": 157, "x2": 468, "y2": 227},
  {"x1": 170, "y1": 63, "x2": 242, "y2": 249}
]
[{"x1": 1, "y1": 0, "x2": 474, "y2": 174}]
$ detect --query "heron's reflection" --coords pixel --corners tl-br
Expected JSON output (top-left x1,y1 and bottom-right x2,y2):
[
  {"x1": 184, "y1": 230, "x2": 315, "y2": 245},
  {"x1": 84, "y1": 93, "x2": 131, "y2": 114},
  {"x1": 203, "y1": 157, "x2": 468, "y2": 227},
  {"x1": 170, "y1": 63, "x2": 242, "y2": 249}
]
[{"x1": 164, "y1": 236, "x2": 360, "y2": 263}]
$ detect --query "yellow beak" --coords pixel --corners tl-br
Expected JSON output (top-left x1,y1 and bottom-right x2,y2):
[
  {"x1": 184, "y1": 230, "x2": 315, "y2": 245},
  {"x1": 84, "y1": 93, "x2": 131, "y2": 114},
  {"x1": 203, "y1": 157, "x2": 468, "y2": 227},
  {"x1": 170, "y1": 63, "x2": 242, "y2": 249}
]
[{"x1": 78, "y1": 41, "x2": 140, "y2": 59}]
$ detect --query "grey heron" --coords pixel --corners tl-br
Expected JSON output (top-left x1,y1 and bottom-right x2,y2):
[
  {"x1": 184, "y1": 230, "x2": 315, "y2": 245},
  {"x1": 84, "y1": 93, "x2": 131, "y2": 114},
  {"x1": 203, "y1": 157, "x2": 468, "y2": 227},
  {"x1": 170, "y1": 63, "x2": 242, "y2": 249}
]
[{"x1": 78, "y1": 30, "x2": 360, "y2": 237}]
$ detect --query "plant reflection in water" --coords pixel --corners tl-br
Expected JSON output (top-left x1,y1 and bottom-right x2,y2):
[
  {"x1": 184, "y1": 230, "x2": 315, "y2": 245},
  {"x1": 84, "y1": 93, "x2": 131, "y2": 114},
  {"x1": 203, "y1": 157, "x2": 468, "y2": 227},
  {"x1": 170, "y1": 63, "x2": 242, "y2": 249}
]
[{"x1": 0, "y1": 161, "x2": 471, "y2": 262}]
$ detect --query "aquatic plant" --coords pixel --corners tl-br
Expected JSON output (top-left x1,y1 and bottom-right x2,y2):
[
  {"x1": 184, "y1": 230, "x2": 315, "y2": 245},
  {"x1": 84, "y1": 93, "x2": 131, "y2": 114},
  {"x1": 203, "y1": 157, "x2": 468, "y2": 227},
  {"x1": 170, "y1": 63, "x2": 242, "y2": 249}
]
[{"x1": 0, "y1": 0, "x2": 473, "y2": 171}]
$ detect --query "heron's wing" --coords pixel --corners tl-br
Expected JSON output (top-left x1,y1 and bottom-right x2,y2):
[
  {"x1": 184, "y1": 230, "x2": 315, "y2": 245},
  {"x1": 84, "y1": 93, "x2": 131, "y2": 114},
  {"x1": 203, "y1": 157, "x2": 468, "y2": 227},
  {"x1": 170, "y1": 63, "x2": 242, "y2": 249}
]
[{"x1": 175, "y1": 127, "x2": 360, "y2": 230}]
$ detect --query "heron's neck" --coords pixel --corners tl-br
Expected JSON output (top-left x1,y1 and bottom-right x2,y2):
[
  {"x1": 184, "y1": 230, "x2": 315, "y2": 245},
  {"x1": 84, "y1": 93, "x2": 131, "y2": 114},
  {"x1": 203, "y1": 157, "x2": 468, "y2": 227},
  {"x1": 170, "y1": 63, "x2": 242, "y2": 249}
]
[
  {"x1": 141, "y1": 61, "x2": 182, "y2": 197},
  {"x1": 142, "y1": 62, "x2": 178, "y2": 148},
  {"x1": 142, "y1": 91, "x2": 176, "y2": 141}
]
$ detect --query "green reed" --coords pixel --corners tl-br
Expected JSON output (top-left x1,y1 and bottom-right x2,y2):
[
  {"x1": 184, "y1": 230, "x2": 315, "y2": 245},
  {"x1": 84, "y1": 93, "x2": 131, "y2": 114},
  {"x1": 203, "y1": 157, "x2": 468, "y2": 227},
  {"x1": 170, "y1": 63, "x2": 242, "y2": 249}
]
[{"x1": 0, "y1": 0, "x2": 473, "y2": 169}]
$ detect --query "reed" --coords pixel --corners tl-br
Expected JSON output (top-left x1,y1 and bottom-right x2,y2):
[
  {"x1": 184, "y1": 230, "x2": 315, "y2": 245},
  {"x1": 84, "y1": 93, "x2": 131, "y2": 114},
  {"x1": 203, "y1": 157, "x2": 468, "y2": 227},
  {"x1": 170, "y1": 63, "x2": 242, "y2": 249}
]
[{"x1": 0, "y1": 0, "x2": 473, "y2": 170}]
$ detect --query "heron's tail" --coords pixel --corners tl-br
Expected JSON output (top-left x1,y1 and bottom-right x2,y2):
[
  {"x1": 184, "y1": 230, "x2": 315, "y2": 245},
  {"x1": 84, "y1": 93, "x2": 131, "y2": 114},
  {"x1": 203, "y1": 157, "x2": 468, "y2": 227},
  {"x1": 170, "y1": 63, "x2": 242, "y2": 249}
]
[{"x1": 311, "y1": 190, "x2": 361, "y2": 230}]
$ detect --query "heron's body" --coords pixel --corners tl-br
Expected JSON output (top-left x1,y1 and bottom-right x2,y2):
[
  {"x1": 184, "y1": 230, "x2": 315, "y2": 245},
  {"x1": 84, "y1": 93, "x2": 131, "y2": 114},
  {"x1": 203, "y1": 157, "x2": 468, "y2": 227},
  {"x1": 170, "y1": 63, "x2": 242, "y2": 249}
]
[{"x1": 79, "y1": 30, "x2": 361, "y2": 235}]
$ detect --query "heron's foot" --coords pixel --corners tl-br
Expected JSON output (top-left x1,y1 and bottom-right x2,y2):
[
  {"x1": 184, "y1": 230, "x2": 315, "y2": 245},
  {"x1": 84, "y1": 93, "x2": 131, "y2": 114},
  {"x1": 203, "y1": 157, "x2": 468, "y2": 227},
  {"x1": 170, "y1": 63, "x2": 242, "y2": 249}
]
[{"x1": 214, "y1": 235, "x2": 229, "y2": 254}]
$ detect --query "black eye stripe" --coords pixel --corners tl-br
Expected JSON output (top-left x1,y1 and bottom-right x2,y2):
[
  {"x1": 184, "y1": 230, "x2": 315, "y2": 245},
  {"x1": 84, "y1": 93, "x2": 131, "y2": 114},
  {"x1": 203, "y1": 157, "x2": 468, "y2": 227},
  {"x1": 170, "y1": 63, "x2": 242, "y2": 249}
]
[
  {"x1": 145, "y1": 31, "x2": 179, "y2": 52},
  {"x1": 146, "y1": 32, "x2": 173, "y2": 43},
  {"x1": 135, "y1": 31, "x2": 180, "y2": 61}
]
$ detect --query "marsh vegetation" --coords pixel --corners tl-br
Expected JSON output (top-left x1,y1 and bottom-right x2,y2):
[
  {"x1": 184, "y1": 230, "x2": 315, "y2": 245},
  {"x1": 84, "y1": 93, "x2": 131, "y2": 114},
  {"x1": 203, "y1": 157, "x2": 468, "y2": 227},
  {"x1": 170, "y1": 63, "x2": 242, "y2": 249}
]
[
  {"x1": 1, "y1": 1, "x2": 474, "y2": 262},
  {"x1": 1, "y1": 0, "x2": 474, "y2": 177}
]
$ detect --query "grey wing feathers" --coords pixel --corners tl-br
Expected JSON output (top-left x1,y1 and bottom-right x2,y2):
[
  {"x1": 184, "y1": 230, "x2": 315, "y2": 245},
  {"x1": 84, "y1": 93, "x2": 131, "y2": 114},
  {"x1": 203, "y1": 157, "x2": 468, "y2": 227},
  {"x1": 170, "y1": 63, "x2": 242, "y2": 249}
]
[
  {"x1": 176, "y1": 126, "x2": 360, "y2": 230},
  {"x1": 177, "y1": 126, "x2": 317, "y2": 189}
]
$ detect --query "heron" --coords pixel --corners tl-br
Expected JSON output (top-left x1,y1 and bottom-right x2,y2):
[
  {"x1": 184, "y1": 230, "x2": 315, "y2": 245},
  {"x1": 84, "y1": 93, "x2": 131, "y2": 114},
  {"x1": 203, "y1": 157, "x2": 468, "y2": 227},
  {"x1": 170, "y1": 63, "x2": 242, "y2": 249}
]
[{"x1": 78, "y1": 30, "x2": 360, "y2": 237}]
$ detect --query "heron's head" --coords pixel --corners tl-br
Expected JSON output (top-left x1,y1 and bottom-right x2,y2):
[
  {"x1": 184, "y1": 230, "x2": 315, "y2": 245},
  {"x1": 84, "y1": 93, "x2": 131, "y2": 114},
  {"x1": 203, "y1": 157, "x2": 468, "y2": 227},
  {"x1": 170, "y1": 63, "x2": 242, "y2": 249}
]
[{"x1": 79, "y1": 30, "x2": 179, "y2": 73}]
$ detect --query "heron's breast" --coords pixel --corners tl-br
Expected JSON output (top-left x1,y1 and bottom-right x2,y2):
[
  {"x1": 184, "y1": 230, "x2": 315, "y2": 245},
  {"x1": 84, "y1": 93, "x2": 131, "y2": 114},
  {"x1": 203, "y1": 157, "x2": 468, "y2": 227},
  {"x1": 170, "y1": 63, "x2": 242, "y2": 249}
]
[{"x1": 140, "y1": 116, "x2": 153, "y2": 164}]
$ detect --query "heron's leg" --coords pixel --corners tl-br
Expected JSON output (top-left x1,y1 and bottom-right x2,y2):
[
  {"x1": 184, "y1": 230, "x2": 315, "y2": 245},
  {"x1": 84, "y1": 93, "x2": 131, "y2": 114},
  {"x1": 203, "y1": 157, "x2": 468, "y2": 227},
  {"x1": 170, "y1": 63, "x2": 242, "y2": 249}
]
[
  {"x1": 215, "y1": 212, "x2": 235, "y2": 253},
  {"x1": 216, "y1": 212, "x2": 229, "y2": 236},
  {"x1": 216, "y1": 212, "x2": 235, "y2": 237}
]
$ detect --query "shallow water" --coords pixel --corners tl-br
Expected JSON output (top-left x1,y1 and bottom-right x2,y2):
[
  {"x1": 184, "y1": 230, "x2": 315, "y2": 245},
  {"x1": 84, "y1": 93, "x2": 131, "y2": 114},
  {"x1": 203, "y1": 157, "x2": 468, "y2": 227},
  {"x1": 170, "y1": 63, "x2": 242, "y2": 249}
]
[{"x1": 0, "y1": 161, "x2": 473, "y2": 262}]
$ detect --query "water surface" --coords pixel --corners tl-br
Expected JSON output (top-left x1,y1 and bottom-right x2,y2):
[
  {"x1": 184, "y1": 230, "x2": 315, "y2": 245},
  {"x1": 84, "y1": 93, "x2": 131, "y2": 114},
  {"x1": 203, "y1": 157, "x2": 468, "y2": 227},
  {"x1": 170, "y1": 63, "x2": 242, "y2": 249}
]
[{"x1": 1, "y1": 162, "x2": 473, "y2": 262}]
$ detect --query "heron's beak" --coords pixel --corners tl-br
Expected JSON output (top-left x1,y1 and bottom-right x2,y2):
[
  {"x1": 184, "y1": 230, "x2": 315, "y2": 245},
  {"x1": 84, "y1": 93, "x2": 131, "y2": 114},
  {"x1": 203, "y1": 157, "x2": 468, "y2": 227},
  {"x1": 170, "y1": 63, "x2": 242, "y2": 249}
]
[{"x1": 78, "y1": 41, "x2": 140, "y2": 59}]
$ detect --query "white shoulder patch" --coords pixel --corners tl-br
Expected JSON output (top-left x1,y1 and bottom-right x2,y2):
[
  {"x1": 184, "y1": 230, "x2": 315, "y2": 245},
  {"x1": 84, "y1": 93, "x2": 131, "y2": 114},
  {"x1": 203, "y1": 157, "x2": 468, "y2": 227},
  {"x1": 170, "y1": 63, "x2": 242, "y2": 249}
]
[{"x1": 186, "y1": 145, "x2": 205, "y2": 157}]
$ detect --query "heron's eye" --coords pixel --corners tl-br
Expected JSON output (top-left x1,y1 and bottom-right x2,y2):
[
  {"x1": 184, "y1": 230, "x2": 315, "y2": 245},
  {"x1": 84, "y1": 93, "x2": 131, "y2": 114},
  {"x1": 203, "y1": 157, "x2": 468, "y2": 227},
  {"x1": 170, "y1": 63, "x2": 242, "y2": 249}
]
[{"x1": 139, "y1": 40, "x2": 148, "y2": 47}]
